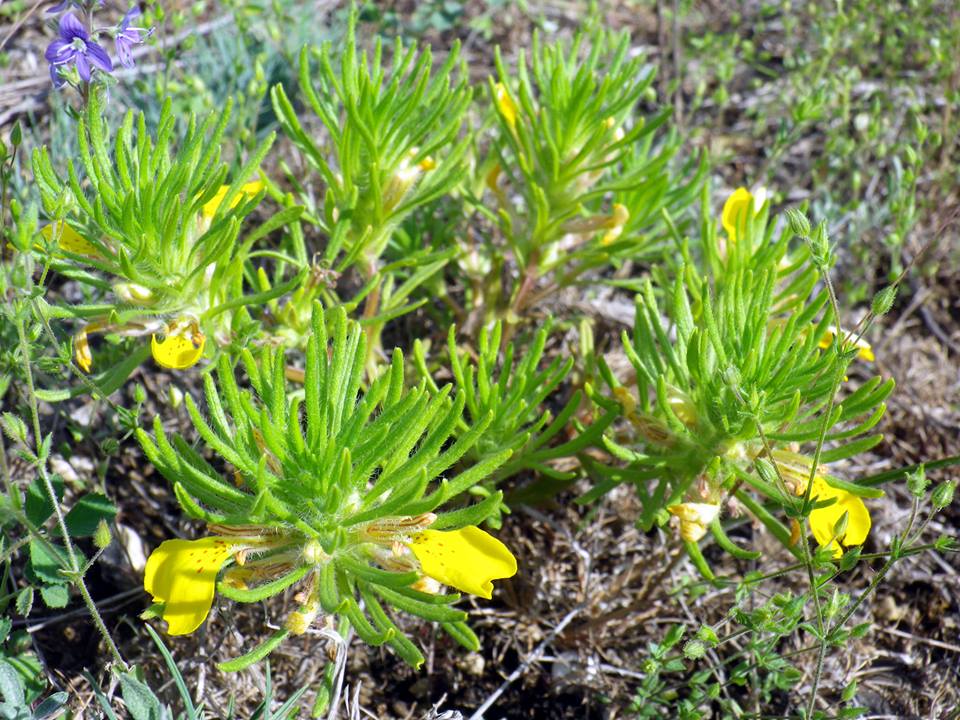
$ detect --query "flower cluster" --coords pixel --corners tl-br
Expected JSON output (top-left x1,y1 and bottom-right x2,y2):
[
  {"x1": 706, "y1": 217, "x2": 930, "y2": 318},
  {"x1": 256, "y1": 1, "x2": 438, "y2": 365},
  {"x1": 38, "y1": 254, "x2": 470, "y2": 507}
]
[
  {"x1": 133, "y1": 303, "x2": 520, "y2": 669},
  {"x1": 144, "y1": 519, "x2": 516, "y2": 636},
  {"x1": 45, "y1": 1, "x2": 151, "y2": 89},
  {"x1": 41, "y1": 181, "x2": 264, "y2": 374},
  {"x1": 598, "y1": 185, "x2": 890, "y2": 569}
]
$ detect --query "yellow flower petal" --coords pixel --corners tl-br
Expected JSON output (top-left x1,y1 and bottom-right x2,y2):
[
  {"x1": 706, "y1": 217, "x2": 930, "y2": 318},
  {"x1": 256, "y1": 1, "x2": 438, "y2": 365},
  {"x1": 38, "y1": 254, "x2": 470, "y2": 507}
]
[
  {"x1": 409, "y1": 526, "x2": 517, "y2": 600},
  {"x1": 74, "y1": 329, "x2": 93, "y2": 373},
  {"x1": 485, "y1": 163, "x2": 503, "y2": 193},
  {"x1": 721, "y1": 187, "x2": 753, "y2": 243},
  {"x1": 200, "y1": 180, "x2": 265, "y2": 219},
  {"x1": 494, "y1": 82, "x2": 518, "y2": 129},
  {"x1": 668, "y1": 502, "x2": 721, "y2": 542},
  {"x1": 818, "y1": 326, "x2": 874, "y2": 362},
  {"x1": 40, "y1": 221, "x2": 101, "y2": 258},
  {"x1": 601, "y1": 203, "x2": 630, "y2": 245},
  {"x1": 144, "y1": 537, "x2": 234, "y2": 635},
  {"x1": 72, "y1": 321, "x2": 107, "y2": 373},
  {"x1": 807, "y1": 479, "x2": 871, "y2": 558},
  {"x1": 151, "y1": 330, "x2": 205, "y2": 370}
]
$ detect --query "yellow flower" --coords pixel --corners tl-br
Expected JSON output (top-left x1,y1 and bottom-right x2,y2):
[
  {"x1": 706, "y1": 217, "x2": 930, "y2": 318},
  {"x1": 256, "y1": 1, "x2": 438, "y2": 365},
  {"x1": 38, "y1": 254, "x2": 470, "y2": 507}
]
[
  {"x1": 408, "y1": 526, "x2": 517, "y2": 599},
  {"x1": 382, "y1": 148, "x2": 435, "y2": 213},
  {"x1": 73, "y1": 321, "x2": 105, "y2": 373},
  {"x1": 601, "y1": 203, "x2": 630, "y2": 245},
  {"x1": 803, "y1": 477, "x2": 871, "y2": 558},
  {"x1": 144, "y1": 537, "x2": 237, "y2": 635},
  {"x1": 771, "y1": 449, "x2": 872, "y2": 557},
  {"x1": 40, "y1": 220, "x2": 101, "y2": 258},
  {"x1": 667, "y1": 502, "x2": 721, "y2": 542},
  {"x1": 200, "y1": 180, "x2": 265, "y2": 219},
  {"x1": 721, "y1": 186, "x2": 766, "y2": 243},
  {"x1": 494, "y1": 82, "x2": 518, "y2": 129},
  {"x1": 818, "y1": 325, "x2": 875, "y2": 362},
  {"x1": 151, "y1": 318, "x2": 206, "y2": 370}
]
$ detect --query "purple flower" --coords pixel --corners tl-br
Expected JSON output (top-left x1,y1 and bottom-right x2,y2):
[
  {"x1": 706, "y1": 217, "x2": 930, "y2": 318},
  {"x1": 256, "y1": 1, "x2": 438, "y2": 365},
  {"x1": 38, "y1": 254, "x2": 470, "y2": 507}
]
[
  {"x1": 45, "y1": 12, "x2": 113, "y2": 85},
  {"x1": 114, "y1": 7, "x2": 151, "y2": 69}
]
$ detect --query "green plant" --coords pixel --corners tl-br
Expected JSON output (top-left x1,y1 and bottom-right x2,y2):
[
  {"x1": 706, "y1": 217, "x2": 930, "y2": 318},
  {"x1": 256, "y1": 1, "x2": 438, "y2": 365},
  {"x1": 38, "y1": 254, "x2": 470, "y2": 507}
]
[
  {"x1": 270, "y1": 9, "x2": 469, "y2": 366},
  {"x1": 587, "y1": 190, "x2": 894, "y2": 567},
  {"x1": 461, "y1": 26, "x2": 704, "y2": 333},
  {"x1": 29, "y1": 88, "x2": 302, "y2": 396},
  {"x1": 0, "y1": 659, "x2": 67, "y2": 720},
  {"x1": 415, "y1": 320, "x2": 616, "y2": 526},
  {"x1": 136, "y1": 303, "x2": 516, "y2": 670}
]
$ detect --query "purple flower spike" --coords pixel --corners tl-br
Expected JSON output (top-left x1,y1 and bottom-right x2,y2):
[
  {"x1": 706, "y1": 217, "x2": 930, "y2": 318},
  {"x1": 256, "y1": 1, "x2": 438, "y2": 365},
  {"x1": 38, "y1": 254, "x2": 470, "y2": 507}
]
[
  {"x1": 114, "y1": 7, "x2": 152, "y2": 69},
  {"x1": 45, "y1": 12, "x2": 113, "y2": 86}
]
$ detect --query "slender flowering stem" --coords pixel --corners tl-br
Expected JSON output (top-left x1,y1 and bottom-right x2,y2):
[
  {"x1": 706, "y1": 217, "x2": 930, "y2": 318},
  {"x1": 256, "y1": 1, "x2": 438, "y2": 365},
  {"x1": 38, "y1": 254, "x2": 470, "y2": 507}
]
[{"x1": 15, "y1": 307, "x2": 127, "y2": 669}]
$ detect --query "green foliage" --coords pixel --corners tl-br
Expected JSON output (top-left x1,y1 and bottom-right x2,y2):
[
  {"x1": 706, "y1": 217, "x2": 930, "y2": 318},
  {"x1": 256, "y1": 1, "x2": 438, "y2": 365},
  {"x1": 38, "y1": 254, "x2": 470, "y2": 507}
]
[
  {"x1": 588, "y1": 193, "x2": 893, "y2": 551},
  {"x1": 270, "y1": 8, "x2": 469, "y2": 357},
  {"x1": 0, "y1": 660, "x2": 67, "y2": 720},
  {"x1": 1, "y1": 3, "x2": 958, "y2": 715},
  {"x1": 415, "y1": 320, "x2": 616, "y2": 526},
  {"x1": 462, "y1": 27, "x2": 704, "y2": 327},
  {"x1": 137, "y1": 303, "x2": 512, "y2": 668},
  {"x1": 30, "y1": 88, "x2": 300, "y2": 388}
]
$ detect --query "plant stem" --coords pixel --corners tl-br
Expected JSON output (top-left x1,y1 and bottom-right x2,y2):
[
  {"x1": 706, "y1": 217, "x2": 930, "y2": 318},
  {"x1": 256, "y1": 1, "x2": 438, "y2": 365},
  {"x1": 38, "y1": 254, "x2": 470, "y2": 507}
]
[{"x1": 15, "y1": 307, "x2": 127, "y2": 669}]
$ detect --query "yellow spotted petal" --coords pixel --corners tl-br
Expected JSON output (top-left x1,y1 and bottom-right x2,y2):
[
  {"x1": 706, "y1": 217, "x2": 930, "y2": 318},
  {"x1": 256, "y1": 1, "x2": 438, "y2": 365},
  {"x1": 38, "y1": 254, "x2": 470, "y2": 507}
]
[
  {"x1": 409, "y1": 526, "x2": 517, "y2": 600},
  {"x1": 721, "y1": 187, "x2": 753, "y2": 242},
  {"x1": 808, "y1": 479, "x2": 871, "y2": 558},
  {"x1": 40, "y1": 221, "x2": 101, "y2": 258},
  {"x1": 151, "y1": 331, "x2": 206, "y2": 370},
  {"x1": 200, "y1": 180, "x2": 265, "y2": 219},
  {"x1": 144, "y1": 537, "x2": 234, "y2": 635},
  {"x1": 494, "y1": 82, "x2": 518, "y2": 129}
]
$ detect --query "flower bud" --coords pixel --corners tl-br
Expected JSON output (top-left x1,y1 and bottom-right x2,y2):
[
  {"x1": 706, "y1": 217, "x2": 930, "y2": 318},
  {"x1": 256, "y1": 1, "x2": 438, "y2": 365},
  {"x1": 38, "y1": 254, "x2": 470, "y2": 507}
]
[
  {"x1": 683, "y1": 639, "x2": 706, "y2": 660},
  {"x1": 601, "y1": 203, "x2": 629, "y2": 245},
  {"x1": 906, "y1": 466, "x2": 928, "y2": 498},
  {"x1": 808, "y1": 220, "x2": 830, "y2": 263},
  {"x1": 382, "y1": 149, "x2": 426, "y2": 213},
  {"x1": 485, "y1": 163, "x2": 503, "y2": 193},
  {"x1": 871, "y1": 285, "x2": 897, "y2": 317},
  {"x1": 94, "y1": 519, "x2": 112, "y2": 550},
  {"x1": 786, "y1": 208, "x2": 811, "y2": 237},
  {"x1": 73, "y1": 326, "x2": 95, "y2": 373},
  {"x1": 932, "y1": 480, "x2": 956, "y2": 511},
  {"x1": 285, "y1": 600, "x2": 319, "y2": 635},
  {"x1": 494, "y1": 82, "x2": 518, "y2": 129},
  {"x1": 697, "y1": 625, "x2": 719, "y2": 645},
  {"x1": 903, "y1": 145, "x2": 918, "y2": 167},
  {"x1": 114, "y1": 282, "x2": 155, "y2": 305},
  {"x1": 755, "y1": 457, "x2": 780, "y2": 488},
  {"x1": 611, "y1": 385, "x2": 637, "y2": 416}
]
